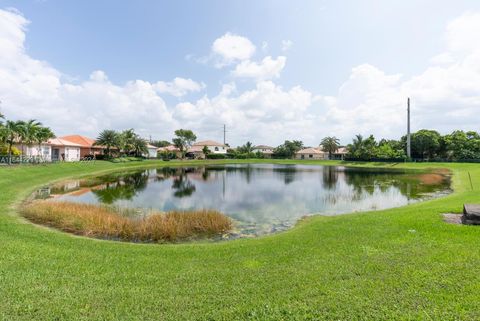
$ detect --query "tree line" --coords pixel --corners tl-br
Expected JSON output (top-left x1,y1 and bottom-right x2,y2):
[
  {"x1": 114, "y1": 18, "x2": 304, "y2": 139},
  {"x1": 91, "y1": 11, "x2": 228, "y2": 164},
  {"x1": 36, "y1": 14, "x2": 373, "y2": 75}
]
[{"x1": 345, "y1": 129, "x2": 480, "y2": 161}]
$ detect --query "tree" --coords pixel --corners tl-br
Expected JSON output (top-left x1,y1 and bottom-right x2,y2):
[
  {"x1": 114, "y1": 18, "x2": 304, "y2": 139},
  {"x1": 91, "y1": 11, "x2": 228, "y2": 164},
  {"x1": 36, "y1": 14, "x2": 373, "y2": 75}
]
[
  {"x1": 172, "y1": 129, "x2": 197, "y2": 159},
  {"x1": 95, "y1": 130, "x2": 119, "y2": 157},
  {"x1": 320, "y1": 136, "x2": 340, "y2": 159},
  {"x1": 132, "y1": 136, "x2": 148, "y2": 157},
  {"x1": 33, "y1": 126, "x2": 54, "y2": 160},
  {"x1": 238, "y1": 141, "x2": 253, "y2": 154},
  {"x1": 150, "y1": 140, "x2": 171, "y2": 148},
  {"x1": 19, "y1": 119, "x2": 42, "y2": 156},
  {"x1": 443, "y1": 130, "x2": 480, "y2": 160},
  {"x1": 410, "y1": 129, "x2": 441, "y2": 160},
  {"x1": 0, "y1": 120, "x2": 24, "y2": 165},
  {"x1": 273, "y1": 140, "x2": 304, "y2": 159},
  {"x1": 119, "y1": 129, "x2": 136, "y2": 155},
  {"x1": 347, "y1": 134, "x2": 377, "y2": 160},
  {"x1": 202, "y1": 145, "x2": 210, "y2": 157}
]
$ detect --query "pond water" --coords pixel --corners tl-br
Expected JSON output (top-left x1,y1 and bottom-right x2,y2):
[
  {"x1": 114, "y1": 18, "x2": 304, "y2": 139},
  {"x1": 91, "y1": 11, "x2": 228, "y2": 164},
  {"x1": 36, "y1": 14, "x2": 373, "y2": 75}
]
[{"x1": 36, "y1": 164, "x2": 451, "y2": 237}]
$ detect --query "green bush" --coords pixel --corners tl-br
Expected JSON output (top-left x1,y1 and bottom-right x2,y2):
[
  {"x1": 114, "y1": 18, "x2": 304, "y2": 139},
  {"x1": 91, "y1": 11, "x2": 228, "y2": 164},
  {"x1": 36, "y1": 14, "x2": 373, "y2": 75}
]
[{"x1": 206, "y1": 154, "x2": 227, "y2": 159}]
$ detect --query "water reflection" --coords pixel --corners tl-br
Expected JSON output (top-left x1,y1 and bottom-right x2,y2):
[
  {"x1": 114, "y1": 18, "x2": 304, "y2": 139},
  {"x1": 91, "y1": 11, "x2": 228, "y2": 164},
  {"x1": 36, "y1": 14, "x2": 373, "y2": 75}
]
[{"x1": 40, "y1": 164, "x2": 450, "y2": 236}]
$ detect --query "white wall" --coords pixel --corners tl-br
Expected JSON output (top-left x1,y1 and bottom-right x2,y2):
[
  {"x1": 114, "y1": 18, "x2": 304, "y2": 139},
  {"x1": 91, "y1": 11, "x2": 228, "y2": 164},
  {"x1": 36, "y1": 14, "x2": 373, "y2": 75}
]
[
  {"x1": 147, "y1": 148, "x2": 157, "y2": 158},
  {"x1": 64, "y1": 147, "x2": 81, "y2": 161},
  {"x1": 205, "y1": 145, "x2": 227, "y2": 154},
  {"x1": 295, "y1": 153, "x2": 327, "y2": 160},
  {"x1": 253, "y1": 148, "x2": 273, "y2": 153},
  {"x1": 19, "y1": 144, "x2": 52, "y2": 161}
]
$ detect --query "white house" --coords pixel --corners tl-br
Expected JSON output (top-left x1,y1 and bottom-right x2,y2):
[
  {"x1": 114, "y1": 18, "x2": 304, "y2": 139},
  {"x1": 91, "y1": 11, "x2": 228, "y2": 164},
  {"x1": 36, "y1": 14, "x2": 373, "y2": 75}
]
[
  {"x1": 192, "y1": 140, "x2": 227, "y2": 153},
  {"x1": 253, "y1": 145, "x2": 275, "y2": 157},
  {"x1": 187, "y1": 140, "x2": 227, "y2": 158},
  {"x1": 16, "y1": 138, "x2": 82, "y2": 162},
  {"x1": 145, "y1": 144, "x2": 158, "y2": 158},
  {"x1": 49, "y1": 138, "x2": 82, "y2": 161}
]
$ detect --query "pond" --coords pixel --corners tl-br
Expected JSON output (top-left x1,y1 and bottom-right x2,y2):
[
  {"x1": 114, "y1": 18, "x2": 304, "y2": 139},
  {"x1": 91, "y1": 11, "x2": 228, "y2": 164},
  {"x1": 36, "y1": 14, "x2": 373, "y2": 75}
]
[{"x1": 36, "y1": 164, "x2": 451, "y2": 238}]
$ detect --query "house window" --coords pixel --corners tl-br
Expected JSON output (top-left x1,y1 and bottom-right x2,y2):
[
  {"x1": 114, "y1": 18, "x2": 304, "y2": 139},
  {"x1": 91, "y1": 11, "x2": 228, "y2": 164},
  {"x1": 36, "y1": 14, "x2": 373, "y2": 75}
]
[
  {"x1": 215, "y1": 147, "x2": 219, "y2": 151},
  {"x1": 309, "y1": 154, "x2": 313, "y2": 158}
]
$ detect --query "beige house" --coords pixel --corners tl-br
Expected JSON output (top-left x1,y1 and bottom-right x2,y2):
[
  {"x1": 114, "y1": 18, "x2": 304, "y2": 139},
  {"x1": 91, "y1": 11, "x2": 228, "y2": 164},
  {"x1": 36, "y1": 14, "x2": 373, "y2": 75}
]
[
  {"x1": 295, "y1": 147, "x2": 328, "y2": 160},
  {"x1": 253, "y1": 145, "x2": 275, "y2": 158},
  {"x1": 331, "y1": 147, "x2": 348, "y2": 160},
  {"x1": 295, "y1": 145, "x2": 348, "y2": 160}
]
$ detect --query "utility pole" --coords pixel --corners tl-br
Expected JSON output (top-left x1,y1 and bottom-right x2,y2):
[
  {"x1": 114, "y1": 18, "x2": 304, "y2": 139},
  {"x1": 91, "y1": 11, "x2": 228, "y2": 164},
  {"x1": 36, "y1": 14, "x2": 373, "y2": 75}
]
[
  {"x1": 223, "y1": 124, "x2": 226, "y2": 145},
  {"x1": 407, "y1": 97, "x2": 411, "y2": 160}
]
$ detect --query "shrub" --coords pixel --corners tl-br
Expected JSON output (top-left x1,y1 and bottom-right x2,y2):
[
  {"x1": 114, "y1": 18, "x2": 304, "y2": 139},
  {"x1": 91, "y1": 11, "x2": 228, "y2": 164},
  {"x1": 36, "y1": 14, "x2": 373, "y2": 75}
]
[
  {"x1": 93, "y1": 154, "x2": 112, "y2": 161},
  {"x1": 206, "y1": 154, "x2": 227, "y2": 159},
  {"x1": 0, "y1": 145, "x2": 21, "y2": 156}
]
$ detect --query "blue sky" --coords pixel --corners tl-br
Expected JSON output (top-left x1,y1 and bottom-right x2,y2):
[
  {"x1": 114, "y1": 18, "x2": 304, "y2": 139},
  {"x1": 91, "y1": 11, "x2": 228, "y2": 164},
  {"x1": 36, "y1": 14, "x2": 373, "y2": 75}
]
[{"x1": 1, "y1": 1, "x2": 480, "y2": 145}]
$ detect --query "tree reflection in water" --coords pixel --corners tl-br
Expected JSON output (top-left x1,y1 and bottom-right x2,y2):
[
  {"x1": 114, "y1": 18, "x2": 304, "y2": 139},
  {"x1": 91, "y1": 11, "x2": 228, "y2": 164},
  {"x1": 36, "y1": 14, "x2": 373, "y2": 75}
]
[{"x1": 91, "y1": 170, "x2": 150, "y2": 204}]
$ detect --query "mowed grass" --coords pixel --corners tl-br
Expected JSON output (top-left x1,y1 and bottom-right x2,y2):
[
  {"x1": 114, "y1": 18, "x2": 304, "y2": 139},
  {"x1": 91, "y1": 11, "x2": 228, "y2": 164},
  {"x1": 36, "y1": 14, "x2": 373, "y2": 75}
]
[
  {"x1": 21, "y1": 201, "x2": 232, "y2": 243},
  {"x1": 0, "y1": 159, "x2": 480, "y2": 320}
]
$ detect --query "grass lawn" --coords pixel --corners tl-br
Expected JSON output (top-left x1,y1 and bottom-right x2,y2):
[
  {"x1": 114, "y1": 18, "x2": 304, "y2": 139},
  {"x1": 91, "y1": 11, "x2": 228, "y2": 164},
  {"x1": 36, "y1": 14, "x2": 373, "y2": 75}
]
[{"x1": 0, "y1": 159, "x2": 479, "y2": 320}]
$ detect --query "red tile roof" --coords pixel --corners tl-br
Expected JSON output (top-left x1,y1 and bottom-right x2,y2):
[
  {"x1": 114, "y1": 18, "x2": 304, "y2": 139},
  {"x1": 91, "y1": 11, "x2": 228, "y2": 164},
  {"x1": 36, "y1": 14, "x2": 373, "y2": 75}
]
[{"x1": 59, "y1": 135, "x2": 97, "y2": 148}]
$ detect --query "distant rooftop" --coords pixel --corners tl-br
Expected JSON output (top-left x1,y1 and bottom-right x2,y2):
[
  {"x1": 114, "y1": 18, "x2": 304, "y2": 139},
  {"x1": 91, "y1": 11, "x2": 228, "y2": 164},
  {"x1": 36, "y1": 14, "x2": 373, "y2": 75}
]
[
  {"x1": 193, "y1": 140, "x2": 225, "y2": 147},
  {"x1": 254, "y1": 145, "x2": 275, "y2": 150}
]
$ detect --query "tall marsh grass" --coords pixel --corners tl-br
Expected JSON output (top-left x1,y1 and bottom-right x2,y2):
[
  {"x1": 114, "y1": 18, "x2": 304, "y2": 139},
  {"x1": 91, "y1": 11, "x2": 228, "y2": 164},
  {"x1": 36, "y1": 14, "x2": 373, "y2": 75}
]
[{"x1": 21, "y1": 201, "x2": 232, "y2": 242}]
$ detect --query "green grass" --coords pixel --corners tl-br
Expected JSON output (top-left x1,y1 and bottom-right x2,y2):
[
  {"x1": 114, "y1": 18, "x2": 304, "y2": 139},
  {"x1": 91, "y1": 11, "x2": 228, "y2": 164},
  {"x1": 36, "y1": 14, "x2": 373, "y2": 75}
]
[{"x1": 0, "y1": 159, "x2": 479, "y2": 320}]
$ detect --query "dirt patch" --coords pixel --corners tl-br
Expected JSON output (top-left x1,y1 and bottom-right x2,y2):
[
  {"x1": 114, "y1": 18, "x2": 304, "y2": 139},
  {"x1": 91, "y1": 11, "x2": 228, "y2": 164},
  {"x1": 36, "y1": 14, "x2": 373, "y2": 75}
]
[
  {"x1": 417, "y1": 173, "x2": 446, "y2": 185},
  {"x1": 443, "y1": 213, "x2": 462, "y2": 224}
]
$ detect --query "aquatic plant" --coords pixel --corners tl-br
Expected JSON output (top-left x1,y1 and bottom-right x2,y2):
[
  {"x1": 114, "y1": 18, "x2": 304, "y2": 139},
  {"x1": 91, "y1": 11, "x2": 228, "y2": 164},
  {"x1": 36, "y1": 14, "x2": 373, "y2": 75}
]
[{"x1": 21, "y1": 201, "x2": 232, "y2": 242}]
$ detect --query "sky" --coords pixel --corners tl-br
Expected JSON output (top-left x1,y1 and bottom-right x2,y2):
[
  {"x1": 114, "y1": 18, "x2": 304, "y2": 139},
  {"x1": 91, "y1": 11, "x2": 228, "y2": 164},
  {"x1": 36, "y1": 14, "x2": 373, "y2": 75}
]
[{"x1": 0, "y1": 0, "x2": 480, "y2": 146}]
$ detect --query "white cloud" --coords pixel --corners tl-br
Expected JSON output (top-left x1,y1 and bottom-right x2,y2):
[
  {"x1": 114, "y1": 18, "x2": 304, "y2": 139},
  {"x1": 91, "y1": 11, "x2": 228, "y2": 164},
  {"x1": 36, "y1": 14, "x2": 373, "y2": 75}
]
[
  {"x1": 281, "y1": 39, "x2": 293, "y2": 52},
  {"x1": 211, "y1": 32, "x2": 256, "y2": 67},
  {"x1": 0, "y1": 8, "x2": 176, "y2": 139},
  {"x1": 232, "y1": 56, "x2": 286, "y2": 80},
  {"x1": 173, "y1": 80, "x2": 317, "y2": 144},
  {"x1": 154, "y1": 77, "x2": 205, "y2": 97},
  {"x1": 445, "y1": 11, "x2": 480, "y2": 53}
]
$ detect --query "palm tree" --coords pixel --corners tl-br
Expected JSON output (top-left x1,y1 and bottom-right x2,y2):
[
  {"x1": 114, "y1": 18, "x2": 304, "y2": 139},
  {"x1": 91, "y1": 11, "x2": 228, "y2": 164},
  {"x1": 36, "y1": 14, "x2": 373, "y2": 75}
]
[
  {"x1": 120, "y1": 129, "x2": 136, "y2": 155},
  {"x1": 19, "y1": 119, "x2": 42, "y2": 157},
  {"x1": 34, "y1": 127, "x2": 54, "y2": 161},
  {"x1": 2, "y1": 120, "x2": 24, "y2": 165},
  {"x1": 320, "y1": 136, "x2": 340, "y2": 159},
  {"x1": 95, "y1": 130, "x2": 119, "y2": 157},
  {"x1": 132, "y1": 136, "x2": 148, "y2": 157}
]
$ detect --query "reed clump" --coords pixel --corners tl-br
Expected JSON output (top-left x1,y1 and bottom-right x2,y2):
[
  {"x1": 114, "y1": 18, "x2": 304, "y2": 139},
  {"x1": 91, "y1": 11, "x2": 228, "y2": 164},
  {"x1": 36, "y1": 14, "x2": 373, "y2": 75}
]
[{"x1": 21, "y1": 201, "x2": 232, "y2": 242}]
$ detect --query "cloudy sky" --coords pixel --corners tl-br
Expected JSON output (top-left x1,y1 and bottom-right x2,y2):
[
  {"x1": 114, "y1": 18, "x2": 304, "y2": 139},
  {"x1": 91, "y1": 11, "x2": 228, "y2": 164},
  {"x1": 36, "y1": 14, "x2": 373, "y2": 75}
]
[{"x1": 1, "y1": 0, "x2": 480, "y2": 146}]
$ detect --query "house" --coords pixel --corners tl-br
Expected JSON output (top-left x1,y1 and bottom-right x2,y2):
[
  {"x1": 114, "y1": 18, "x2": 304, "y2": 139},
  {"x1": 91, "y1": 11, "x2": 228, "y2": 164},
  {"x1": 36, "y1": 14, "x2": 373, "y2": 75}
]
[
  {"x1": 145, "y1": 144, "x2": 158, "y2": 158},
  {"x1": 17, "y1": 143, "x2": 52, "y2": 161},
  {"x1": 16, "y1": 138, "x2": 82, "y2": 162},
  {"x1": 48, "y1": 138, "x2": 82, "y2": 162},
  {"x1": 59, "y1": 135, "x2": 104, "y2": 158},
  {"x1": 295, "y1": 147, "x2": 328, "y2": 160},
  {"x1": 187, "y1": 140, "x2": 227, "y2": 158},
  {"x1": 157, "y1": 145, "x2": 182, "y2": 159},
  {"x1": 330, "y1": 147, "x2": 348, "y2": 160},
  {"x1": 253, "y1": 145, "x2": 275, "y2": 157}
]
